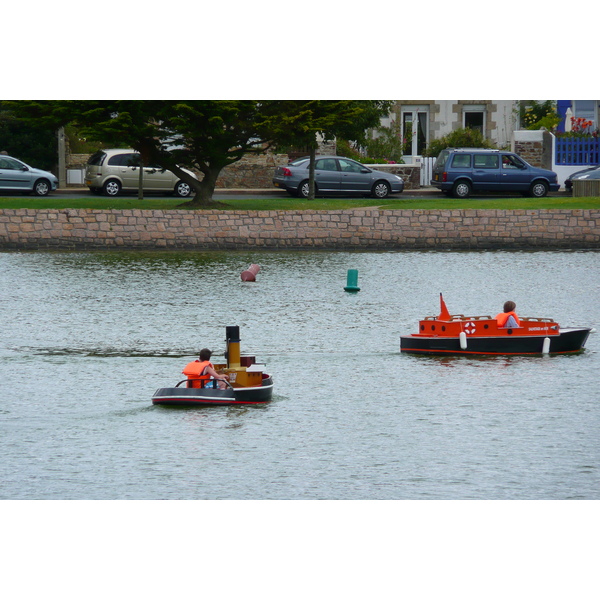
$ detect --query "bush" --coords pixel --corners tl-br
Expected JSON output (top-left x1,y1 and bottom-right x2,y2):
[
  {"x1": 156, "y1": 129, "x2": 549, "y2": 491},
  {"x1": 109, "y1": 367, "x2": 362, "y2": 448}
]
[
  {"x1": 363, "y1": 120, "x2": 404, "y2": 163},
  {"x1": 424, "y1": 127, "x2": 496, "y2": 157},
  {"x1": 336, "y1": 127, "x2": 404, "y2": 165},
  {"x1": 520, "y1": 100, "x2": 560, "y2": 131}
]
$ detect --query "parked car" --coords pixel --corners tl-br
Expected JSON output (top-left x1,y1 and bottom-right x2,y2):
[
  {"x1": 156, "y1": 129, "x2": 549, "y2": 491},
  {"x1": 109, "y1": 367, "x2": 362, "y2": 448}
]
[
  {"x1": 273, "y1": 155, "x2": 404, "y2": 198},
  {"x1": 431, "y1": 148, "x2": 560, "y2": 198},
  {"x1": 565, "y1": 164, "x2": 600, "y2": 192},
  {"x1": 85, "y1": 149, "x2": 197, "y2": 197},
  {"x1": 0, "y1": 155, "x2": 58, "y2": 196}
]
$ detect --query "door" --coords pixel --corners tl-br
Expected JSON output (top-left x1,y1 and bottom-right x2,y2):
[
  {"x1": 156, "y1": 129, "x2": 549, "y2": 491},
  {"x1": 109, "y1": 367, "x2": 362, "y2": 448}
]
[
  {"x1": 472, "y1": 153, "x2": 500, "y2": 190},
  {"x1": 337, "y1": 158, "x2": 372, "y2": 193},
  {"x1": 0, "y1": 156, "x2": 32, "y2": 190},
  {"x1": 142, "y1": 164, "x2": 173, "y2": 191},
  {"x1": 314, "y1": 157, "x2": 341, "y2": 191},
  {"x1": 107, "y1": 153, "x2": 139, "y2": 190},
  {"x1": 401, "y1": 105, "x2": 429, "y2": 158},
  {"x1": 499, "y1": 154, "x2": 531, "y2": 191}
]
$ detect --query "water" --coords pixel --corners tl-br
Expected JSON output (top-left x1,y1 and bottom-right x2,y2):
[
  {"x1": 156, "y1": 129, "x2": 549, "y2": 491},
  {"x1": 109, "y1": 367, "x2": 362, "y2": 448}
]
[{"x1": 1, "y1": 249, "x2": 599, "y2": 500}]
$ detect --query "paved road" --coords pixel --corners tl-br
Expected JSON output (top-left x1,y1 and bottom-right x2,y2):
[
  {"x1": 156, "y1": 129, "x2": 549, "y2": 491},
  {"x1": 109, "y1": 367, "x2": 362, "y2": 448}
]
[
  {"x1": 42, "y1": 188, "x2": 439, "y2": 201},
  {"x1": 6, "y1": 187, "x2": 571, "y2": 200}
]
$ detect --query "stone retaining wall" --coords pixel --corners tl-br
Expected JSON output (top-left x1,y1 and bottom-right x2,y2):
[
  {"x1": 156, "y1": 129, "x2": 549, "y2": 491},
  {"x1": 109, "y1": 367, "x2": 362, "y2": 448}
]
[{"x1": 1, "y1": 209, "x2": 599, "y2": 250}]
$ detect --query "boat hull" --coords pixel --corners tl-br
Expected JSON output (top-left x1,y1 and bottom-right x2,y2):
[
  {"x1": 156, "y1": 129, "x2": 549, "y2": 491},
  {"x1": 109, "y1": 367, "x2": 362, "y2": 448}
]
[
  {"x1": 400, "y1": 328, "x2": 591, "y2": 356},
  {"x1": 152, "y1": 377, "x2": 274, "y2": 406}
]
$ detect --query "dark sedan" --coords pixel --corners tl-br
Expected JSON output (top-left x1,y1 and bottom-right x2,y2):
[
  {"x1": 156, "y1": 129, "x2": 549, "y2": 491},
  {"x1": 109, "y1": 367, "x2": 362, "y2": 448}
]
[
  {"x1": 565, "y1": 164, "x2": 600, "y2": 192},
  {"x1": 273, "y1": 155, "x2": 404, "y2": 198}
]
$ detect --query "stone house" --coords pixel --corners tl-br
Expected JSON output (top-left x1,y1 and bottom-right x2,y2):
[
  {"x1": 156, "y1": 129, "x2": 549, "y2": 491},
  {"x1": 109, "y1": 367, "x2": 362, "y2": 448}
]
[{"x1": 380, "y1": 101, "x2": 519, "y2": 160}]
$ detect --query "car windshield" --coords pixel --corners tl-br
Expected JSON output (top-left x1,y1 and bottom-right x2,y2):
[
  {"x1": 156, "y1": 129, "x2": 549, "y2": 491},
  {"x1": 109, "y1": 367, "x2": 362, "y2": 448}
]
[{"x1": 88, "y1": 151, "x2": 107, "y2": 166}]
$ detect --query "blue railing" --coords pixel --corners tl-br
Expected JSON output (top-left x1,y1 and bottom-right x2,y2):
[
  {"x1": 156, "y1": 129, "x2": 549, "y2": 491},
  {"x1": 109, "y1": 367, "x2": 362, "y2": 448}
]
[{"x1": 555, "y1": 136, "x2": 600, "y2": 165}]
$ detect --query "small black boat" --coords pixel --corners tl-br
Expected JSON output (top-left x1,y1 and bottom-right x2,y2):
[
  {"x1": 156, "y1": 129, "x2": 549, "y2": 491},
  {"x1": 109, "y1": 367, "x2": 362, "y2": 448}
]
[{"x1": 152, "y1": 326, "x2": 274, "y2": 406}]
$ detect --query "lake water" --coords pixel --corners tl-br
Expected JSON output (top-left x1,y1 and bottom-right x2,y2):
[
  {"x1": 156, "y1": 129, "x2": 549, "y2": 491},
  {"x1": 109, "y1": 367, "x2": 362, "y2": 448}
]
[{"x1": 1, "y1": 249, "x2": 599, "y2": 500}]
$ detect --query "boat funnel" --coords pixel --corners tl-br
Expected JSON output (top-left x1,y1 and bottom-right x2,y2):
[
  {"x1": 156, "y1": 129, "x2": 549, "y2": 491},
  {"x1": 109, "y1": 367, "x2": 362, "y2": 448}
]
[
  {"x1": 438, "y1": 293, "x2": 451, "y2": 321},
  {"x1": 226, "y1": 326, "x2": 241, "y2": 368}
]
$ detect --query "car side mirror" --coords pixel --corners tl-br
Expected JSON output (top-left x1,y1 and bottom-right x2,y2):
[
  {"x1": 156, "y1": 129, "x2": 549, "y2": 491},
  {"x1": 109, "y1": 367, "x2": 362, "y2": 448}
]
[
  {"x1": 361, "y1": 168, "x2": 371, "y2": 173},
  {"x1": 21, "y1": 166, "x2": 29, "y2": 171}
]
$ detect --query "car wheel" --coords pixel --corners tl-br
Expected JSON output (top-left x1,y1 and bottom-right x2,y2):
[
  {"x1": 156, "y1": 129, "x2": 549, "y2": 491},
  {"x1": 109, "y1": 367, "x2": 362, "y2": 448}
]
[
  {"x1": 103, "y1": 179, "x2": 121, "y2": 196},
  {"x1": 298, "y1": 180, "x2": 311, "y2": 198},
  {"x1": 33, "y1": 179, "x2": 51, "y2": 196},
  {"x1": 529, "y1": 180, "x2": 548, "y2": 198},
  {"x1": 174, "y1": 181, "x2": 192, "y2": 198},
  {"x1": 372, "y1": 181, "x2": 391, "y2": 199},
  {"x1": 452, "y1": 180, "x2": 472, "y2": 198}
]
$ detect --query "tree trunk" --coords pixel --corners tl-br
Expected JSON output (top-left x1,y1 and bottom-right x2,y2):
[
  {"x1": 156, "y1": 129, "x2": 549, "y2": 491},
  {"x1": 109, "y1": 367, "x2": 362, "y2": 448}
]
[
  {"x1": 178, "y1": 166, "x2": 221, "y2": 207},
  {"x1": 138, "y1": 158, "x2": 144, "y2": 200},
  {"x1": 308, "y1": 146, "x2": 316, "y2": 200}
]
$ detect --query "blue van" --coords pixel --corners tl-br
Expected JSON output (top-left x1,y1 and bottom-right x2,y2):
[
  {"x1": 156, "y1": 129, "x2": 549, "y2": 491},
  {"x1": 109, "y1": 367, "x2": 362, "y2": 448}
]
[{"x1": 431, "y1": 148, "x2": 560, "y2": 198}]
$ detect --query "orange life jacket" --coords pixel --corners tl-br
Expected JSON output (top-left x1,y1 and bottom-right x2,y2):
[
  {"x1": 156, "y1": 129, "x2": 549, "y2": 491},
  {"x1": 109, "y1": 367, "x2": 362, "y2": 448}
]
[
  {"x1": 496, "y1": 311, "x2": 521, "y2": 327},
  {"x1": 182, "y1": 360, "x2": 213, "y2": 388}
]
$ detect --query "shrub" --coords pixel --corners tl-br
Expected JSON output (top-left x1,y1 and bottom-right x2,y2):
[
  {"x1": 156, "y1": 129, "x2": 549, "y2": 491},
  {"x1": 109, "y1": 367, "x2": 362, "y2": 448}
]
[
  {"x1": 424, "y1": 127, "x2": 496, "y2": 157},
  {"x1": 520, "y1": 100, "x2": 560, "y2": 131},
  {"x1": 337, "y1": 124, "x2": 405, "y2": 165},
  {"x1": 363, "y1": 120, "x2": 405, "y2": 163}
]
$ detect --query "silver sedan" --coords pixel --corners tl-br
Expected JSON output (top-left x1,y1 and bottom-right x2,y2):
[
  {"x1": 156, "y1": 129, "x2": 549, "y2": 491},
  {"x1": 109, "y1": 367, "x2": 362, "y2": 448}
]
[{"x1": 273, "y1": 155, "x2": 404, "y2": 198}]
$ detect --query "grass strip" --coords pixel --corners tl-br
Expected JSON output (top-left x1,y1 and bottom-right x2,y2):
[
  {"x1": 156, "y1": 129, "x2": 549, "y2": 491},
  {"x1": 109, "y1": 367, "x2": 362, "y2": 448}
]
[{"x1": 1, "y1": 195, "x2": 599, "y2": 211}]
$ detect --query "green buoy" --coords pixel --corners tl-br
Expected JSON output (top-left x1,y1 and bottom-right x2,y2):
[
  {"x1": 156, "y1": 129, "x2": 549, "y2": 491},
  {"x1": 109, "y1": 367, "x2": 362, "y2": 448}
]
[{"x1": 344, "y1": 269, "x2": 360, "y2": 292}]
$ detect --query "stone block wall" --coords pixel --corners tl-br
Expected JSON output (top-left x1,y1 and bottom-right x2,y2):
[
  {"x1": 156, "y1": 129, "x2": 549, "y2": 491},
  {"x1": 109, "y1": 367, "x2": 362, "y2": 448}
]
[
  {"x1": 367, "y1": 164, "x2": 421, "y2": 190},
  {"x1": 216, "y1": 154, "x2": 289, "y2": 188},
  {"x1": 1, "y1": 209, "x2": 598, "y2": 251}
]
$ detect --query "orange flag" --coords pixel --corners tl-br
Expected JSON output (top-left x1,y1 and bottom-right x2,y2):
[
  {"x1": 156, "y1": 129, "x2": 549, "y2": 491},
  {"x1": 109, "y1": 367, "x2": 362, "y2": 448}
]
[{"x1": 438, "y1": 293, "x2": 451, "y2": 320}]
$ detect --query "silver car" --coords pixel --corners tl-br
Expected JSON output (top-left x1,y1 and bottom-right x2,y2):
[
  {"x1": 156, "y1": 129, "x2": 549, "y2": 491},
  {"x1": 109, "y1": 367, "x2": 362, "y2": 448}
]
[
  {"x1": 0, "y1": 155, "x2": 58, "y2": 196},
  {"x1": 85, "y1": 148, "x2": 197, "y2": 197},
  {"x1": 273, "y1": 155, "x2": 404, "y2": 198}
]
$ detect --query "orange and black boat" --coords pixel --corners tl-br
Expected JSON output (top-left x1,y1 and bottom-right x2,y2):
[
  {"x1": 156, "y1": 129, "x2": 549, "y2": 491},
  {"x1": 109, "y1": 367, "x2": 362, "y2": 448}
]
[
  {"x1": 400, "y1": 294, "x2": 592, "y2": 356},
  {"x1": 152, "y1": 326, "x2": 274, "y2": 406}
]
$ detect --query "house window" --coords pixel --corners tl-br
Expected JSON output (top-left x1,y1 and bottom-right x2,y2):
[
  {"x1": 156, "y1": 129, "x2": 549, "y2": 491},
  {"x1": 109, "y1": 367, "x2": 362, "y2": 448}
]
[
  {"x1": 573, "y1": 100, "x2": 597, "y2": 128},
  {"x1": 463, "y1": 105, "x2": 485, "y2": 133}
]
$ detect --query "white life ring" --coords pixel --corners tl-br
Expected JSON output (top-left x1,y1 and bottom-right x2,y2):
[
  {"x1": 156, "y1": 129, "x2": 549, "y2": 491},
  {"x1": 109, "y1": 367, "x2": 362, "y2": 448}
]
[{"x1": 464, "y1": 322, "x2": 476, "y2": 335}]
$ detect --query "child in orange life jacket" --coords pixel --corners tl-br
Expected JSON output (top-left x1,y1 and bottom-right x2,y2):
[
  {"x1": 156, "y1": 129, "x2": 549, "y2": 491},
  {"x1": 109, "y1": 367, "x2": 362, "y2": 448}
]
[
  {"x1": 182, "y1": 348, "x2": 229, "y2": 389},
  {"x1": 496, "y1": 300, "x2": 521, "y2": 328}
]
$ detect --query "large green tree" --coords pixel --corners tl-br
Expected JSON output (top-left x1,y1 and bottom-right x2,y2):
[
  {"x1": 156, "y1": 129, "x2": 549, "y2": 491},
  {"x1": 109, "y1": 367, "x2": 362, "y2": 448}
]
[
  {"x1": 263, "y1": 100, "x2": 392, "y2": 199},
  {"x1": 2, "y1": 100, "x2": 391, "y2": 205},
  {"x1": 0, "y1": 110, "x2": 58, "y2": 171}
]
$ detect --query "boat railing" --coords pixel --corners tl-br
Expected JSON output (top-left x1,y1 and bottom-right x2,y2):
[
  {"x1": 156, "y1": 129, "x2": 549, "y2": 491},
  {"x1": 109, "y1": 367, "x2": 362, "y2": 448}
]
[
  {"x1": 423, "y1": 314, "x2": 558, "y2": 325},
  {"x1": 520, "y1": 317, "x2": 556, "y2": 323},
  {"x1": 423, "y1": 314, "x2": 492, "y2": 321},
  {"x1": 175, "y1": 378, "x2": 235, "y2": 390}
]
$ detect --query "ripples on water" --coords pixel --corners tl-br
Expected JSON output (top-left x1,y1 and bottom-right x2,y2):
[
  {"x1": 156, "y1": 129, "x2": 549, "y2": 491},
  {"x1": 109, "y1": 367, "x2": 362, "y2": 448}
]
[{"x1": 1, "y1": 249, "x2": 599, "y2": 501}]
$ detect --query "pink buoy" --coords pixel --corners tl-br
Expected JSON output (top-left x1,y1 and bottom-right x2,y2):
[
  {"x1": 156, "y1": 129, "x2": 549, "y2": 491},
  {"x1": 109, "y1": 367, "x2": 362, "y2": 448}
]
[{"x1": 241, "y1": 264, "x2": 260, "y2": 282}]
